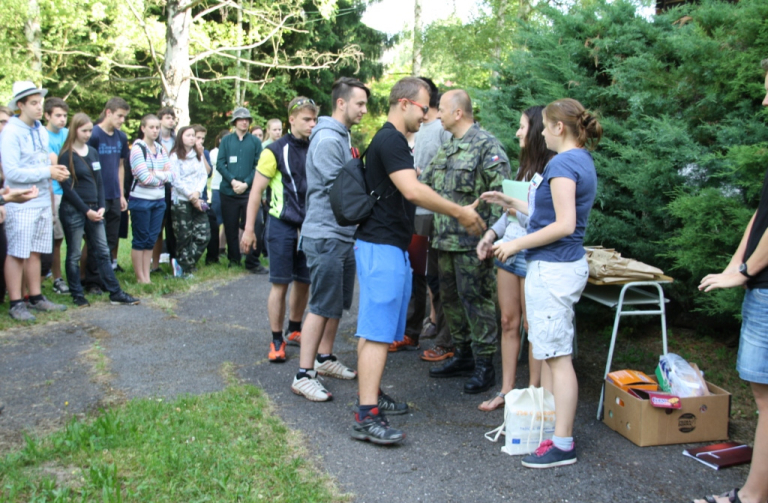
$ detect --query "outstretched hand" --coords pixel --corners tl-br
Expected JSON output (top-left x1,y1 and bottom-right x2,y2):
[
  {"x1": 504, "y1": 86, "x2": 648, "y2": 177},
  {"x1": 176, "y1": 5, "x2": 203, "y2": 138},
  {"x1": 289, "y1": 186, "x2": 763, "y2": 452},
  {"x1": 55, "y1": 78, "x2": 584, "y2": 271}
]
[
  {"x1": 457, "y1": 199, "x2": 486, "y2": 236},
  {"x1": 480, "y1": 190, "x2": 515, "y2": 210},
  {"x1": 698, "y1": 271, "x2": 747, "y2": 292}
]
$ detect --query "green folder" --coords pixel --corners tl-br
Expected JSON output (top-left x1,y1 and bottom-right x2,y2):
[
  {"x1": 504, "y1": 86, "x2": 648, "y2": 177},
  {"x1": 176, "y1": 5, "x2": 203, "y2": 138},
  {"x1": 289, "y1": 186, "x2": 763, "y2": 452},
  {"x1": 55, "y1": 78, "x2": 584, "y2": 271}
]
[{"x1": 501, "y1": 180, "x2": 530, "y2": 223}]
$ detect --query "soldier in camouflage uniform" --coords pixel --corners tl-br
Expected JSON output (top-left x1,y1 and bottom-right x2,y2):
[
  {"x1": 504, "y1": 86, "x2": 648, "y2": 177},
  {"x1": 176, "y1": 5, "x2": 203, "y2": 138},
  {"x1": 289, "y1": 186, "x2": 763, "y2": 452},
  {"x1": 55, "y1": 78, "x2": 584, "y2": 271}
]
[{"x1": 422, "y1": 89, "x2": 511, "y2": 394}]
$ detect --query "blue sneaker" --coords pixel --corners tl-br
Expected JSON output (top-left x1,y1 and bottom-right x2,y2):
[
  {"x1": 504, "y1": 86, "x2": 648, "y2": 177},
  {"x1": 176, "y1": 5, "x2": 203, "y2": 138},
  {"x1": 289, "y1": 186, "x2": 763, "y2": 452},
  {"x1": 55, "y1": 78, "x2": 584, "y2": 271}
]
[
  {"x1": 521, "y1": 439, "x2": 577, "y2": 469},
  {"x1": 171, "y1": 258, "x2": 183, "y2": 278}
]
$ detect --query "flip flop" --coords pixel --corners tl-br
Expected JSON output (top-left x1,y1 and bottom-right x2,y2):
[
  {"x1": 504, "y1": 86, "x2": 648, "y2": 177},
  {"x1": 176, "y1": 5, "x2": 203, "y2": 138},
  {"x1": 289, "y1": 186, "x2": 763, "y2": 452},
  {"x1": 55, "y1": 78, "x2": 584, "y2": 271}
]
[
  {"x1": 478, "y1": 391, "x2": 505, "y2": 412},
  {"x1": 696, "y1": 488, "x2": 742, "y2": 503}
]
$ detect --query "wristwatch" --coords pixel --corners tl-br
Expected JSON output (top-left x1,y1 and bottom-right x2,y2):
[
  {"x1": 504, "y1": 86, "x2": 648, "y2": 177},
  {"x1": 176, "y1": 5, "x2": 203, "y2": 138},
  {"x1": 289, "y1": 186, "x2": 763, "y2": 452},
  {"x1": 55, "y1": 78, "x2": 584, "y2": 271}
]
[{"x1": 739, "y1": 263, "x2": 754, "y2": 279}]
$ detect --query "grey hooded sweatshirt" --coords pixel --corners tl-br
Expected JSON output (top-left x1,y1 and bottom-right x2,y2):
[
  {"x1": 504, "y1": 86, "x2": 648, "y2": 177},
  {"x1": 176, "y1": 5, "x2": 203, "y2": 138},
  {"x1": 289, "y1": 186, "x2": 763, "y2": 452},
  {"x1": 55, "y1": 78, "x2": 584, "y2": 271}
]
[
  {"x1": 302, "y1": 116, "x2": 356, "y2": 242},
  {"x1": 0, "y1": 116, "x2": 52, "y2": 209}
]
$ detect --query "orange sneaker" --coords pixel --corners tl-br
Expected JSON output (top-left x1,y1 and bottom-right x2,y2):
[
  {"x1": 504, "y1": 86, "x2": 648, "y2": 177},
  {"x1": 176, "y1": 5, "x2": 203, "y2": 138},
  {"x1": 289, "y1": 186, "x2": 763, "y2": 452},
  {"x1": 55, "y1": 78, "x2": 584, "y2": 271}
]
[
  {"x1": 285, "y1": 331, "x2": 301, "y2": 347},
  {"x1": 268, "y1": 341, "x2": 286, "y2": 362},
  {"x1": 388, "y1": 335, "x2": 420, "y2": 352}
]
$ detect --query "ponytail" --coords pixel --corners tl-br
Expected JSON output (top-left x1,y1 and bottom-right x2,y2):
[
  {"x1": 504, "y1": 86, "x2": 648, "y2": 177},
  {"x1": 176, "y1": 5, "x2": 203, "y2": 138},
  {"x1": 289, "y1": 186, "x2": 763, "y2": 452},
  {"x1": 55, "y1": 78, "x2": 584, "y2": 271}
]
[{"x1": 544, "y1": 98, "x2": 603, "y2": 150}]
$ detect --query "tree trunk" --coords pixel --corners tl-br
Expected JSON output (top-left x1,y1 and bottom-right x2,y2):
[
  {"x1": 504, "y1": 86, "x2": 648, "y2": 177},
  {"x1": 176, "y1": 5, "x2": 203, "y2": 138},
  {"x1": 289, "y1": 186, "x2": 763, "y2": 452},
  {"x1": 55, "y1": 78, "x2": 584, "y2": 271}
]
[
  {"x1": 234, "y1": 0, "x2": 243, "y2": 107},
  {"x1": 163, "y1": 0, "x2": 193, "y2": 127},
  {"x1": 25, "y1": 0, "x2": 42, "y2": 80},
  {"x1": 412, "y1": 0, "x2": 422, "y2": 76},
  {"x1": 492, "y1": 0, "x2": 508, "y2": 83}
]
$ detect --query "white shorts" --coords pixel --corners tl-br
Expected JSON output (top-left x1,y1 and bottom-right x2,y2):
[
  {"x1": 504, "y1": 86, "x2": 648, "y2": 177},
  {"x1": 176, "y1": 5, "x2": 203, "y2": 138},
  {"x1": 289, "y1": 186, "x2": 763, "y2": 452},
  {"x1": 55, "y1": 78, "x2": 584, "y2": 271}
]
[
  {"x1": 525, "y1": 257, "x2": 589, "y2": 360},
  {"x1": 53, "y1": 194, "x2": 64, "y2": 240},
  {"x1": 5, "y1": 205, "x2": 53, "y2": 259}
]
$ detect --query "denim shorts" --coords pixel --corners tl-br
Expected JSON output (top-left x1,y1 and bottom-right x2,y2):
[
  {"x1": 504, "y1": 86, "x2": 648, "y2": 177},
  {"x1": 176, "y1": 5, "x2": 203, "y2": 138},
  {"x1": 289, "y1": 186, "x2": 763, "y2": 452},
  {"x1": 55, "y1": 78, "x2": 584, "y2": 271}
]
[
  {"x1": 495, "y1": 252, "x2": 527, "y2": 278},
  {"x1": 737, "y1": 288, "x2": 768, "y2": 384},
  {"x1": 355, "y1": 239, "x2": 412, "y2": 344},
  {"x1": 301, "y1": 236, "x2": 355, "y2": 319},
  {"x1": 129, "y1": 197, "x2": 166, "y2": 250},
  {"x1": 265, "y1": 215, "x2": 310, "y2": 285},
  {"x1": 525, "y1": 257, "x2": 589, "y2": 360}
]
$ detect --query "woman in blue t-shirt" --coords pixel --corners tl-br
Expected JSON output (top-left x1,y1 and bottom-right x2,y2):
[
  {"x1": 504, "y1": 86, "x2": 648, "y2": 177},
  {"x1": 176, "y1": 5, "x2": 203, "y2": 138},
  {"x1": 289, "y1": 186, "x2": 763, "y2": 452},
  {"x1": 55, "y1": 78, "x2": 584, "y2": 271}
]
[
  {"x1": 491, "y1": 98, "x2": 602, "y2": 469},
  {"x1": 476, "y1": 106, "x2": 555, "y2": 412}
]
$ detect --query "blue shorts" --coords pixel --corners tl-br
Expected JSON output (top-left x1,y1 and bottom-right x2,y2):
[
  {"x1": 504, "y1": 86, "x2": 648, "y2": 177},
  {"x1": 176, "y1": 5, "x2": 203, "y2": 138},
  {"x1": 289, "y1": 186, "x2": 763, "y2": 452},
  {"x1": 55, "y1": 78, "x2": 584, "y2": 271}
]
[
  {"x1": 355, "y1": 239, "x2": 412, "y2": 344},
  {"x1": 495, "y1": 252, "x2": 527, "y2": 278},
  {"x1": 301, "y1": 236, "x2": 355, "y2": 319},
  {"x1": 737, "y1": 288, "x2": 768, "y2": 384},
  {"x1": 129, "y1": 197, "x2": 166, "y2": 250},
  {"x1": 265, "y1": 215, "x2": 310, "y2": 285}
]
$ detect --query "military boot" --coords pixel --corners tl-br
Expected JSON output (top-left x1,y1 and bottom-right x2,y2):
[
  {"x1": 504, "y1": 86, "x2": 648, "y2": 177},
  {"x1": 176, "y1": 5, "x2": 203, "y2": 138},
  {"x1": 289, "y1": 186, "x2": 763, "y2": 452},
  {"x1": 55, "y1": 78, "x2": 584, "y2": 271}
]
[
  {"x1": 429, "y1": 346, "x2": 475, "y2": 378},
  {"x1": 463, "y1": 358, "x2": 496, "y2": 394}
]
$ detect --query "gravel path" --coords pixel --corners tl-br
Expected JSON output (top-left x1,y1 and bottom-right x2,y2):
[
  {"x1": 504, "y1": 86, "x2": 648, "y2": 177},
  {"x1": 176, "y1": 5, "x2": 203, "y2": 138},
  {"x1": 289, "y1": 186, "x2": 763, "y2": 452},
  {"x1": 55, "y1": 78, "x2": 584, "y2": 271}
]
[{"x1": 0, "y1": 274, "x2": 748, "y2": 502}]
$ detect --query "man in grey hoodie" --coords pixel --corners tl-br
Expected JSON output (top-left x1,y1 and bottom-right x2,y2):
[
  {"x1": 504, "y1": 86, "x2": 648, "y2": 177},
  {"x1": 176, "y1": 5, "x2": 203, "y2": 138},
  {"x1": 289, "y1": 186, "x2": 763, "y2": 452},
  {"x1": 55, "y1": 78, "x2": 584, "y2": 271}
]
[
  {"x1": 0, "y1": 82, "x2": 69, "y2": 321},
  {"x1": 290, "y1": 78, "x2": 368, "y2": 402}
]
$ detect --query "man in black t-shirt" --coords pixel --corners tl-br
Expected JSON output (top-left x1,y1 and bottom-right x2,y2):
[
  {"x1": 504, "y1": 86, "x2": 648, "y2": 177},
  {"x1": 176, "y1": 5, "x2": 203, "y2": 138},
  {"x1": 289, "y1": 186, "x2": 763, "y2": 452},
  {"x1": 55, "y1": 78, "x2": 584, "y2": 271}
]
[
  {"x1": 696, "y1": 59, "x2": 768, "y2": 503},
  {"x1": 352, "y1": 77, "x2": 486, "y2": 445}
]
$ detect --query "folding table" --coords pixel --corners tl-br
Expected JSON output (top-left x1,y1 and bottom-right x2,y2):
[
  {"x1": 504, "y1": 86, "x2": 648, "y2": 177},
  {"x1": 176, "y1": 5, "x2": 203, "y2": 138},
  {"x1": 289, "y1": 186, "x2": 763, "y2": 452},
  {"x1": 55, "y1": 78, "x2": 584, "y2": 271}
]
[{"x1": 581, "y1": 275, "x2": 674, "y2": 420}]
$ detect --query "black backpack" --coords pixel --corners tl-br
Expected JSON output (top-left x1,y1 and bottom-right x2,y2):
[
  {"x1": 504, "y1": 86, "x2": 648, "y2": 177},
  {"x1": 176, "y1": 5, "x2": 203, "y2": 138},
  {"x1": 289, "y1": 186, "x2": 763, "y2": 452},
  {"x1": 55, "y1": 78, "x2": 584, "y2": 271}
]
[{"x1": 329, "y1": 150, "x2": 391, "y2": 227}]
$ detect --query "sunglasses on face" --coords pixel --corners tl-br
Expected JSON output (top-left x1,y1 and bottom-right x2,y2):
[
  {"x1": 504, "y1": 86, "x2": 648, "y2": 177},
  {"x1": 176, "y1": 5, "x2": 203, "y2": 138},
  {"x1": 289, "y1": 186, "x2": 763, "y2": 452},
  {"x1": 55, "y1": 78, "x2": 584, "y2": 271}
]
[{"x1": 399, "y1": 98, "x2": 428, "y2": 115}]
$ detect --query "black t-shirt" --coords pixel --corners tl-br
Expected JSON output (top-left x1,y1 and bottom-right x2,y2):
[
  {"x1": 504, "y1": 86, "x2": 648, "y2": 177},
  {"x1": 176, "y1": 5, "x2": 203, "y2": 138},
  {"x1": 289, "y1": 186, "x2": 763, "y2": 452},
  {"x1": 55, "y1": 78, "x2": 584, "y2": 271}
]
[
  {"x1": 355, "y1": 122, "x2": 416, "y2": 251},
  {"x1": 744, "y1": 167, "x2": 768, "y2": 289},
  {"x1": 58, "y1": 147, "x2": 106, "y2": 215}
]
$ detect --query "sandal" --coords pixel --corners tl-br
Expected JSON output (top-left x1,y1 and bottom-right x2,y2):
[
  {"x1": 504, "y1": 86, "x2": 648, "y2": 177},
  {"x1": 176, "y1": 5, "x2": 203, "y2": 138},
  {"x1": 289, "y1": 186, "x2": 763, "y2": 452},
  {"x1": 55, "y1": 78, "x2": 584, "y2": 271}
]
[
  {"x1": 478, "y1": 391, "x2": 505, "y2": 412},
  {"x1": 695, "y1": 488, "x2": 742, "y2": 503}
]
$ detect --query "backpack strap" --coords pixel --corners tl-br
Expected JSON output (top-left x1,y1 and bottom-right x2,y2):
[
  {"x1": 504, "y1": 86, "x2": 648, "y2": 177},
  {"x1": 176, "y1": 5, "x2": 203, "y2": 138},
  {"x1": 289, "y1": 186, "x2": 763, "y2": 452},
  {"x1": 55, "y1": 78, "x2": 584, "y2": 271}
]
[{"x1": 131, "y1": 142, "x2": 150, "y2": 193}]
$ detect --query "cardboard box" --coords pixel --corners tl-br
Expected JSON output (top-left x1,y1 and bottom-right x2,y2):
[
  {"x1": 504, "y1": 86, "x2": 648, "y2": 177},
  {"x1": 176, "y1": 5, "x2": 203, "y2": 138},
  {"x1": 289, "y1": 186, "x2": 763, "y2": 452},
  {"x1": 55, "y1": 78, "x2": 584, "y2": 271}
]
[{"x1": 603, "y1": 379, "x2": 731, "y2": 446}]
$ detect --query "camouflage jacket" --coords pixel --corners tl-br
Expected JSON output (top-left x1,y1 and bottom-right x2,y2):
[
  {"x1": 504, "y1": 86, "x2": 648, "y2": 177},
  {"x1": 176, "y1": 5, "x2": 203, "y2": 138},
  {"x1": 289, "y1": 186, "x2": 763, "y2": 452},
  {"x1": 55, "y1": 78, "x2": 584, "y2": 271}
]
[{"x1": 422, "y1": 123, "x2": 511, "y2": 251}]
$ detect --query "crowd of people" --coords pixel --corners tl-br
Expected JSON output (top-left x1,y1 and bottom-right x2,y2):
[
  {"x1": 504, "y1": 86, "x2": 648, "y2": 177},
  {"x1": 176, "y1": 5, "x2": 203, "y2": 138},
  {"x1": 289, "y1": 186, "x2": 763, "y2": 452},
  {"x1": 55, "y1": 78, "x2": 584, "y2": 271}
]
[{"x1": 1, "y1": 59, "x2": 767, "y2": 496}]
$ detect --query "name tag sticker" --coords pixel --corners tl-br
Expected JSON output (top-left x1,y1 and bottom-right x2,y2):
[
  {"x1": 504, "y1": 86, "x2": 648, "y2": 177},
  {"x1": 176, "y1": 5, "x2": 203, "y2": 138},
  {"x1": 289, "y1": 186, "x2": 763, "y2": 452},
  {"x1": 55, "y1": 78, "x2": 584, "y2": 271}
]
[
  {"x1": 92, "y1": 162, "x2": 101, "y2": 171},
  {"x1": 229, "y1": 156, "x2": 238, "y2": 164},
  {"x1": 531, "y1": 173, "x2": 544, "y2": 189}
]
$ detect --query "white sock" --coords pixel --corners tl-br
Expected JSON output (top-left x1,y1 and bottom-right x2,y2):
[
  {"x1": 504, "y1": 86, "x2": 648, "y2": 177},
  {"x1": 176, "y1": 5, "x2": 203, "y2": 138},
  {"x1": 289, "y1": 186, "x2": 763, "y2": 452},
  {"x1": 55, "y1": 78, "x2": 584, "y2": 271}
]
[{"x1": 552, "y1": 435, "x2": 574, "y2": 451}]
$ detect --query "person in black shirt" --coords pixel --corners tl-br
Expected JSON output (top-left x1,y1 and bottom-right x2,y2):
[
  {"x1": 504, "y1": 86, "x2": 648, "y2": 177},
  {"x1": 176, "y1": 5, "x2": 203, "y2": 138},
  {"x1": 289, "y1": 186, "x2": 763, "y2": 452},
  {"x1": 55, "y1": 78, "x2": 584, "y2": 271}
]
[
  {"x1": 352, "y1": 77, "x2": 486, "y2": 445},
  {"x1": 58, "y1": 113, "x2": 139, "y2": 307},
  {"x1": 696, "y1": 59, "x2": 768, "y2": 503}
]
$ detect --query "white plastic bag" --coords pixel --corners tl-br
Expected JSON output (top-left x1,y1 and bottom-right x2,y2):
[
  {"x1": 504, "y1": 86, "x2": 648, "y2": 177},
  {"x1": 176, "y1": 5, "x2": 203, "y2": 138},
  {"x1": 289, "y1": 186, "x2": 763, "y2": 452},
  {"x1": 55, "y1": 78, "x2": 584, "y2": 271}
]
[
  {"x1": 658, "y1": 353, "x2": 708, "y2": 398},
  {"x1": 485, "y1": 386, "x2": 556, "y2": 455}
]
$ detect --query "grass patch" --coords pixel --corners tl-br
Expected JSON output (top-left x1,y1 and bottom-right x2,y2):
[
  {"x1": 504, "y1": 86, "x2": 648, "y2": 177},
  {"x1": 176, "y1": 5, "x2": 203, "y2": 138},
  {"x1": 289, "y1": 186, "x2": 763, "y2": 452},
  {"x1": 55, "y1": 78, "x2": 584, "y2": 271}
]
[
  {"x1": 0, "y1": 385, "x2": 347, "y2": 502},
  {"x1": 0, "y1": 222, "x2": 255, "y2": 331}
]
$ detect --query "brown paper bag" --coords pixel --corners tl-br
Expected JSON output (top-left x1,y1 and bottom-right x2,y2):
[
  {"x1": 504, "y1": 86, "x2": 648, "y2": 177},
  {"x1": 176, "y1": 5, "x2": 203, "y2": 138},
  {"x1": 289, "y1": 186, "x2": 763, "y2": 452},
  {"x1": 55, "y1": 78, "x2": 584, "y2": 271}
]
[{"x1": 585, "y1": 247, "x2": 663, "y2": 283}]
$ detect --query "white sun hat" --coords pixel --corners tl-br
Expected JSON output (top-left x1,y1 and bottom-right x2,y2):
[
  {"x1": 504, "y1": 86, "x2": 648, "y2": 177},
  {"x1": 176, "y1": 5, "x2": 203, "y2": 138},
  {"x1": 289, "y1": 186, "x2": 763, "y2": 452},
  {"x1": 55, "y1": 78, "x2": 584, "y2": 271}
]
[{"x1": 8, "y1": 81, "x2": 48, "y2": 110}]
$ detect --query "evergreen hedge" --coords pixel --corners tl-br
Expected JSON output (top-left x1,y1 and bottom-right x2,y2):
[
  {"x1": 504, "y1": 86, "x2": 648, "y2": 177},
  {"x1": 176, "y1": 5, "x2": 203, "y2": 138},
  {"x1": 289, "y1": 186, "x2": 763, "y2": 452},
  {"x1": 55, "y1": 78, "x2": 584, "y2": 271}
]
[{"x1": 480, "y1": 0, "x2": 768, "y2": 329}]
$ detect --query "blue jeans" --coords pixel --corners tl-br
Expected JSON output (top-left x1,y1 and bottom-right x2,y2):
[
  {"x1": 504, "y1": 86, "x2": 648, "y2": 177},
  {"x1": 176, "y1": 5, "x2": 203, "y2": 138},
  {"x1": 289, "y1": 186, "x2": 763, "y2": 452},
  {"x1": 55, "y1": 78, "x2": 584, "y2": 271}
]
[
  {"x1": 129, "y1": 197, "x2": 166, "y2": 250},
  {"x1": 738, "y1": 288, "x2": 768, "y2": 384},
  {"x1": 59, "y1": 201, "x2": 121, "y2": 297}
]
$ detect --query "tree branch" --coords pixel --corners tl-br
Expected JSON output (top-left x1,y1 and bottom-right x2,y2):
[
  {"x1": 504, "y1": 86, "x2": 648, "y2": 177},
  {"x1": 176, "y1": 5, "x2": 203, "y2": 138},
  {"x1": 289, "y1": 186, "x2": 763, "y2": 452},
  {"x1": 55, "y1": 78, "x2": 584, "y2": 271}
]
[
  {"x1": 191, "y1": 75, "x2": 270, "y2": 85},
  {"x1": 40, "y1": 48, "x2": 150, "y2": 70},
  {"x1": 189, "y1": 12, "x2": 297, "y2": 64},
  {"x1": 126, "y1": 1, "x2": 171, "y2": 97}
]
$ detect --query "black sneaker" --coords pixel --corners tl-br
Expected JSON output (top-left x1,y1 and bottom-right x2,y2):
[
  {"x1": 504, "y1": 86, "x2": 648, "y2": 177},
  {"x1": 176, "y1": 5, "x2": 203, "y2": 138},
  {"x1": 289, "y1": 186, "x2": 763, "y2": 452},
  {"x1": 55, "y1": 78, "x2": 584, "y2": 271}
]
[
  {"x1": 351, "y1": 411, "x2": 405, "y2": 445},
  {"x1": 247, "y1": 264, "x2": 269, "y2": 275},
  {"x1": 52, "y1": 278, "x2": 70, "y2": 294},
  {"x1": 86, "y1": 285, "x2": 104, "y2": 295},
  {"x1": 356, "y1": 392, "x2": 409, "y2": 416},
  {"x1": 73, "y1": 296, "x2": 90, "y2": 307},
  {"x1": 109, "y1": 291, "x2": 140, "y2": 305},
  {"x1": 521, "y1": 440, "x2": 577, "y2": 469},
  {"x1": 114, "y1": 264, "x2": 125, "y2": 273}
]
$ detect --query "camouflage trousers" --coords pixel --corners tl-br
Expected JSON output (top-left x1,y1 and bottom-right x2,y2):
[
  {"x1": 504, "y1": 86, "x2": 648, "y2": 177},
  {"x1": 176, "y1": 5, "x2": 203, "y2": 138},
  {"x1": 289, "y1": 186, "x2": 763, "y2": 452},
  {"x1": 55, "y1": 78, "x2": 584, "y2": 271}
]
[
  {"x1": 436, "y1": 249, "x2": 497, "y2": 357},
  {"x1": 171, "y1": 201, "x2": 210, "y2": 273}
]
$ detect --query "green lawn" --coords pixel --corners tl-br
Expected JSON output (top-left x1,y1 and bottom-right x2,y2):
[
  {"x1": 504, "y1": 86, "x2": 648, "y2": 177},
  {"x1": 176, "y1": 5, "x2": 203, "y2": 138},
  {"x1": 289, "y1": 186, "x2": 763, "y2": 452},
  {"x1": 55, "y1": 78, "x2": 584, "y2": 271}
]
[
  {"x1": 0, "y1": 385, "x2": 347, "y2": 502},
  {"x1": 0, "y1": 223, "x2": 253, "y2": 330}
]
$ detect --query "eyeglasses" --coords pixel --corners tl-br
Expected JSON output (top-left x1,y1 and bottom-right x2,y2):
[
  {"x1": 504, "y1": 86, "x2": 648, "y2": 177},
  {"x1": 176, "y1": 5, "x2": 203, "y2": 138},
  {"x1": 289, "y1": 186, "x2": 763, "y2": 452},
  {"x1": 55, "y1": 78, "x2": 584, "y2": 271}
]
[
  {"x1": 399, "y1": 98, "x2": 428, "y2": 115},
  {"x1": 290, "y1": 98, "x2": 316, "y2": 113}
]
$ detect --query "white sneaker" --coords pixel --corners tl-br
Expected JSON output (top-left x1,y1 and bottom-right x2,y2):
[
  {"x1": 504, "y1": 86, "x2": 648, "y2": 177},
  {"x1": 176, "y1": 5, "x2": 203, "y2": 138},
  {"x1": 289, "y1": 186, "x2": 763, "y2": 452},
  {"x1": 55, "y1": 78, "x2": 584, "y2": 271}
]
[
  {"x1": 291, "y1": 371, "x2": 332, "y2": 402},
  {"x1": 160, "y1": 253, "x2": 170, "y2": 264},
  {"x1": 314, "y1": 355, "x2": 357, "y2": 380}
]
